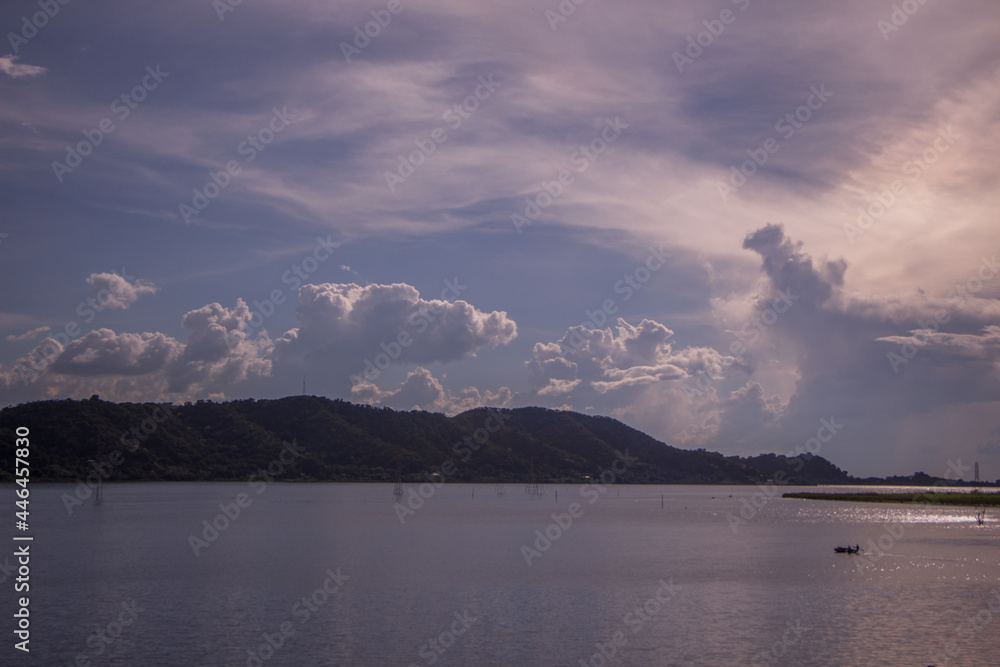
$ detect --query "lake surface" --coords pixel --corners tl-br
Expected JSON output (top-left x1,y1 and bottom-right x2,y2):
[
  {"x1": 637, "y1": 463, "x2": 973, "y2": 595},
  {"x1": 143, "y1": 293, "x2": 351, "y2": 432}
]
[{"x1": 3, "y1": 482, "x2": 998, "y2": 666}]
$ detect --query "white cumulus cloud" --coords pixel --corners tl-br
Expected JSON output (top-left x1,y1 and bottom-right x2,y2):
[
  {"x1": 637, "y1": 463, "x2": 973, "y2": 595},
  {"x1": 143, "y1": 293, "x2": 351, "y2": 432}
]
[{"x1": 86, "y1": 272, "x2": 159, "y2": 310}]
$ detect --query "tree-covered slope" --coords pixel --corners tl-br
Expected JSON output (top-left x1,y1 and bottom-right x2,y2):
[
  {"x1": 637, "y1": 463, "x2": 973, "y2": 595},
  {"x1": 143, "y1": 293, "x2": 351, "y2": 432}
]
[{"x1": 3, "y1": 396, "x2": 986, "y2": 486}]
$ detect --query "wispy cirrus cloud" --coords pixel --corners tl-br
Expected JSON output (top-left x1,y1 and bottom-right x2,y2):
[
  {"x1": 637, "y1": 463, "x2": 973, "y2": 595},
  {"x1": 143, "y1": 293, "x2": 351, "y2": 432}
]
[
  {"x1": 0, "y1": 55, "x2": 46, "y2": 78},
  {"x1": 5, "y1": 326, "x2": 50, "y2": 343}
]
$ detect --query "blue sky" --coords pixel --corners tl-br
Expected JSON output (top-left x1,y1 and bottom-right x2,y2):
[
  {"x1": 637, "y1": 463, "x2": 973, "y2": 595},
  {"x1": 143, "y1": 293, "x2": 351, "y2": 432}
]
[{"x1": 2, "y1": 0, "x2": 999, "y2": 477}]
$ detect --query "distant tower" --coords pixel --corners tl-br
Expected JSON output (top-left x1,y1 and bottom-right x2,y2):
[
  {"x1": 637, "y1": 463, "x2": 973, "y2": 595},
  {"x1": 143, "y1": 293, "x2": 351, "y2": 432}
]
[
  {"x1": 303, "y1": 376, "x2": 306, "y2": 396},
  {"x1": 975, "y1": 462, "x2": 980, "y2": 483}
]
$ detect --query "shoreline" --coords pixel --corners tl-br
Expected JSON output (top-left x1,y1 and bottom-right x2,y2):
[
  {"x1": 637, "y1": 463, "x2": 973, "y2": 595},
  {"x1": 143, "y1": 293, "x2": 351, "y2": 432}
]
[{"x1": 783, "y1": 491, "x2": 1000, "y2": 506}]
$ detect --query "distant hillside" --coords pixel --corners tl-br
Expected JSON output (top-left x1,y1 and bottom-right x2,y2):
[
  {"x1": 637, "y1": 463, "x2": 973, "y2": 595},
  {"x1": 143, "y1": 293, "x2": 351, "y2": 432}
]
[
  {"x1": 739, "y1": 453, "x2": 854, "y2": 485},
  {"x1": 0, "y1": 396, "x2": 993, "y2": 486}
]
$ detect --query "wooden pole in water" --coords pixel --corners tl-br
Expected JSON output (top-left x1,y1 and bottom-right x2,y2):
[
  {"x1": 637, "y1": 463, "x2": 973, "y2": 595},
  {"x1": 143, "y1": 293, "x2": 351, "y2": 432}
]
[
  {"x1": 393, "y1": 455, "x2": 403, "y2": 498},
  {"x1": 87, "y1": 460, "x2": 102, "y2": 505}
]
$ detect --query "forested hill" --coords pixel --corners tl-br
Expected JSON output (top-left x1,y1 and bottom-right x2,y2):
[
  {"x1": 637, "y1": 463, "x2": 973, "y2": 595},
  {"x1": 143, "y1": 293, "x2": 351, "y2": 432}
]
[{"x1": 0, "y1": 396, "x2": 985, "y2": 486}]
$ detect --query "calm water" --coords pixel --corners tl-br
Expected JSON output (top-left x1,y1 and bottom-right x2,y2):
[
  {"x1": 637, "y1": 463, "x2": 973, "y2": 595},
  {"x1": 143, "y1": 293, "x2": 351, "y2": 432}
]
[{"x1": 2, "y1": 483, "x2": 998, "y2": 666}]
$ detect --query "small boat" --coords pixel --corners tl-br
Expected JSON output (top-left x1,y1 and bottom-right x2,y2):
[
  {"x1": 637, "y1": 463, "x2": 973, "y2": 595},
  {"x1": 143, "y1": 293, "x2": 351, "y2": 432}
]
[{"x1": 834, "y1": 545, "x2": 860, "y2": 554}]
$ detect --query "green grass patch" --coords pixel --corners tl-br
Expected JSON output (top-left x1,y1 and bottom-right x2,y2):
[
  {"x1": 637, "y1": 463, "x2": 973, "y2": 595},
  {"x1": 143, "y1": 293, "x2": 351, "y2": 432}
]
[{"x1": 783, "y1": 491, "x2": 1000, "y2": 506}]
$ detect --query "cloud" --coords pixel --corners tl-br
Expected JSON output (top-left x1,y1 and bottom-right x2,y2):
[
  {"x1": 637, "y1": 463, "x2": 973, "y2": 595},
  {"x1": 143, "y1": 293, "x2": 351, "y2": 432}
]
[
  {"x1": 537, "y1": 378, "x2": 581, "y2": 396},
  {"x1": 5, "y1": 336, "x2": 66, "y2": 389},
  {"x1": 524, "y1": 318, "x2": 745, "y2": 446},
  {"x1": 168, "y1": 300, "x2": 273, "y2": 393},
  {"x1": 527, "y1": 318, "x2": 734, "y2": 396},
  {"x1": 1, "y1": 279, "x2": 516, "y2": 405},
  {"x1": 351, "y1": 365, "x2": 512, "y2": 414},
  {"x1": 708, "y1": 381, "x2": 784, "y2": 449},
  {"x1": 877, "y1": 325, "x2": 1000, "y2": 361},
  {"x1": 274, "y1": 282, "x2": 517, "y2": 387},
  {"x1": 50, "y1": 329, "x2": 182, "y2": 376},
  {"x1": 742, "y1": 223, "x2": 842, "y2": 307},
  {"x1": 0, "y1": 55, "x2": 46, "y2": 78},
  {"x1": 5, "y1": 326, "x2": 51, "y2": 343},
  {"x1": 86, "y1": 273, "x2": 159, "y2": 310},
  {"x1": 0, "y1": 312, "x2": 47, "y2": 332},
  {"x1": 515, "y1": 223, "x2": 1000, "y2": 476},
  {"x1": 0, "y1": 300, "x2": 273, "y2": 402},
  {"x1": 0, "y1": 330, "x2": 181, "y2": 402},
  {"x1": 719, "y1": 224, "x2": 1000, "y2": 472},
  {"x1": 0, "y1": 1, "x2": 998, "y2": 479},
  {"x1": 980, "y1": 427, "x2": 1000, "y2": 456}
]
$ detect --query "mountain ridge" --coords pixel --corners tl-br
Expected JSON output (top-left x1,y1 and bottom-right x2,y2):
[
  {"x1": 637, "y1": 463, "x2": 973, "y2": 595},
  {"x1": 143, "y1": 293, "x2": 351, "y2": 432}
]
[{"x1": 0, "y1": 395, "x2": 993, "y2": 486}]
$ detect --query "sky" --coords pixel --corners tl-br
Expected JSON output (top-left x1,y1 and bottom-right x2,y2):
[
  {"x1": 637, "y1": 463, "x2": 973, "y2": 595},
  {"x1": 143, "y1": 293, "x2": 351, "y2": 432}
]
[{"x1": 1, "y1": 0, "x2": 999, "y2": 478}]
